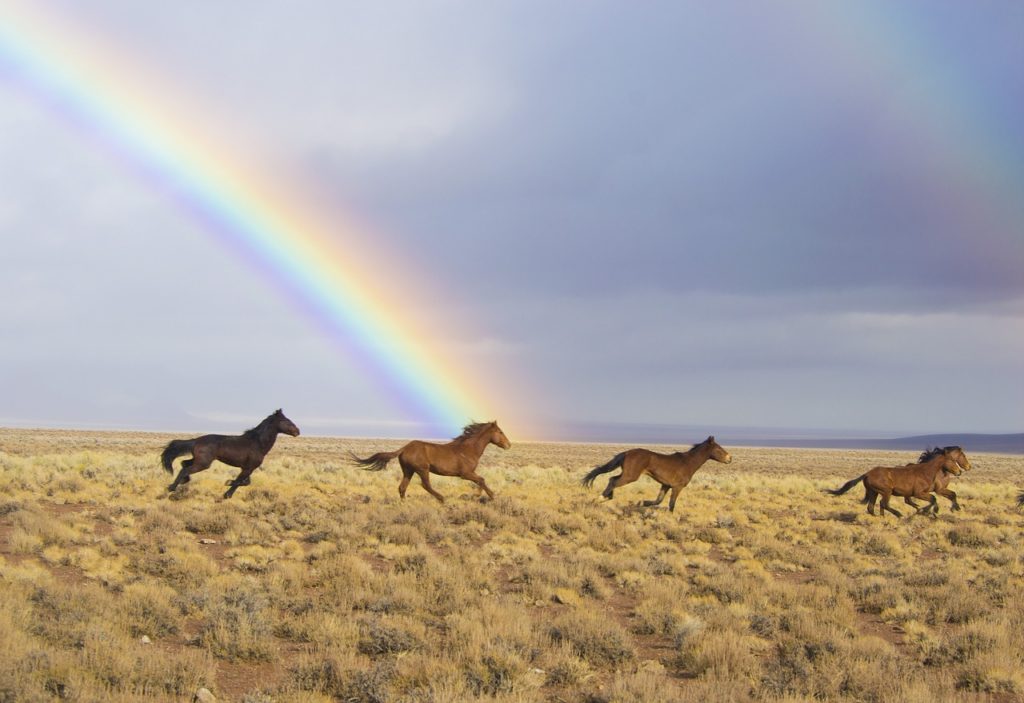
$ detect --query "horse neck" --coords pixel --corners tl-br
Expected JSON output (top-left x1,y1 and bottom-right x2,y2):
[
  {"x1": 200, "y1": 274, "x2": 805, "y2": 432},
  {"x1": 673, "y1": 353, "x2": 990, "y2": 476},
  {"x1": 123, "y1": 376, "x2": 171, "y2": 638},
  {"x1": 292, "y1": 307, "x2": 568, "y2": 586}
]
[
  {"x1": 921, "y1": 455, "x2": 949, "y2": 481},
  {"x1": 455, "y1": 431, "x2": 492, "y2": 462},
  {"x1": 688, "y1": 446, "x2": 712, "y2": 466},
  {"x1": 680, "y1": 443, "x2": 712, "y2": 471},
  {"x1": 252, "y1": 421, "x2": 279, "y2": 453}
]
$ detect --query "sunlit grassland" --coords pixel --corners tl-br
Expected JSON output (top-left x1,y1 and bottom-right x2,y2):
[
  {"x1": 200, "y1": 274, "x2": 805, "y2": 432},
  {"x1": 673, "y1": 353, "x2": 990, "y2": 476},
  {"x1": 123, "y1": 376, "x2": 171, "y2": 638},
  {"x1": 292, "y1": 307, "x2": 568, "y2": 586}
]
[{"x1": 1, "y1": 428, "x2": 1022, "y2": 702}]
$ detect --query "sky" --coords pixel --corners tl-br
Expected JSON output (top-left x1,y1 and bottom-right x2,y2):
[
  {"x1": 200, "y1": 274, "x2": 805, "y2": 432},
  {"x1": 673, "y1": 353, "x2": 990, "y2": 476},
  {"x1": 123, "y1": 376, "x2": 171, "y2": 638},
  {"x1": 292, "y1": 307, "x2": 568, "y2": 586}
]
[{"x1": 0, "y1": 1, "x2": 1022, "y2": 440}]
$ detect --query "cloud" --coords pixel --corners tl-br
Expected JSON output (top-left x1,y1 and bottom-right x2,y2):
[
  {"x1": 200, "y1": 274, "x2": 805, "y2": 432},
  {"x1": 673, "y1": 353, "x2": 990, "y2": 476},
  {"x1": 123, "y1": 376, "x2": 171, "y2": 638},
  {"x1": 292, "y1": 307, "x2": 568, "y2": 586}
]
[{"x1": 1, "y1": 2, "x2": 1021, "y2": 435}]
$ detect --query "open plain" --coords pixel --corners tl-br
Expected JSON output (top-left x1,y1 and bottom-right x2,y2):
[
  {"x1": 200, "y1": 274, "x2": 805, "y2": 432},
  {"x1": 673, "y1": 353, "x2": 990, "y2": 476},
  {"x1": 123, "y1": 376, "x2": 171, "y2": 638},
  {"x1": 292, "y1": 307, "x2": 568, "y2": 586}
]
[{"x1": 1, "y1": 428, "x2": 1022, "y2": 702}]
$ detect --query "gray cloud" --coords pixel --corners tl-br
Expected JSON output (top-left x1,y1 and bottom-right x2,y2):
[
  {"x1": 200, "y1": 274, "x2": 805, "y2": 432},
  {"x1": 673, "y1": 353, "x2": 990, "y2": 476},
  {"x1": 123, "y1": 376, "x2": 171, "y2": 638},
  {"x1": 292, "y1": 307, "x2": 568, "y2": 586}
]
[{"x1": 1, "y1": 2, "x2": 1021, "y2": 436}]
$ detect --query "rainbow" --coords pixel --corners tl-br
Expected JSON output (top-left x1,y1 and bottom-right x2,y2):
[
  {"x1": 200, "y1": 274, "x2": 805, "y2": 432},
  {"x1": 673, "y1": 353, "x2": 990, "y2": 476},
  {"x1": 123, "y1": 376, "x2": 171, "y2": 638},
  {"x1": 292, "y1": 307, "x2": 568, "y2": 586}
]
[
  {"x1": 792, "y1": 3, "x2": 1023, "y2": 264},
  {"x1": 0, "y1": 3, "x2": 501, "y2": 436}
]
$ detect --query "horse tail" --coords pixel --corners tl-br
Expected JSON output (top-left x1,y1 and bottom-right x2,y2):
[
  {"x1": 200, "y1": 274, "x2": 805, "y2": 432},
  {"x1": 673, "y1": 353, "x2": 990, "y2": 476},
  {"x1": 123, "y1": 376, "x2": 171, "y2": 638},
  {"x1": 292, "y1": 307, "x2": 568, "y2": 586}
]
[
  {"x1": 349, "y1": 449, "x2": 402, "y2": 472},
  {"x1": 582, "y1": 452, "x2": 626, "y2": 488},
  {"x1": 824, "y1": 474, "x2": 867, "y2": 497},
  {"x1": 161, "y1": 439, "x2": 196, "y2": 474},
  {"x1": 1017, "y1": 491, "x2": 1024, "y2": 509}
]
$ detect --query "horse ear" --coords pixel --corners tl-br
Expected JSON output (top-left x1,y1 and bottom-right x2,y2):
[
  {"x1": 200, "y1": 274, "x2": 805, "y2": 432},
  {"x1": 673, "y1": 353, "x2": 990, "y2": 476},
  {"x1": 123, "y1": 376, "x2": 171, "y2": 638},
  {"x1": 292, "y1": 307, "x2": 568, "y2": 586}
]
[{"x1": 708, "y1": 435, "x2": 715, "y2": 442}]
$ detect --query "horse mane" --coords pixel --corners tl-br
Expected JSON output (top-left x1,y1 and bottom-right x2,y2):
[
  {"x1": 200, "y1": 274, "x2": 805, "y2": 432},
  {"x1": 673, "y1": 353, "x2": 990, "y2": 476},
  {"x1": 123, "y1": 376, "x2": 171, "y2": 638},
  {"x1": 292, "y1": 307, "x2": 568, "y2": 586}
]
[
  {"x1": 456, "y1": 421, "x2": 494, "y2": 440},
  {"x1": 918, "y1": 445, "x2": 961, "y2": 463},
  {"x1": 679, "y1": 437, "x2": 711, "y2": 454},
  {"x1": 243, "y1": 410, "x2": 281, "y2": 439}
]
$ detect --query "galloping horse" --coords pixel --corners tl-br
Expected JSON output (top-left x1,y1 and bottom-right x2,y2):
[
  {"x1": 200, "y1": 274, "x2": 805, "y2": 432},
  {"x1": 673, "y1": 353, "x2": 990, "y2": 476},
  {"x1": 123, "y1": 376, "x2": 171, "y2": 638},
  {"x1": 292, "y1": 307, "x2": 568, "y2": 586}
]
[
  {"x1": 582, "y1": 436, "x2": 733, "y2": 512},
  {"x1": 350, "y1": 421, "x2": 511, "y2": 502},
  {"x1": 825, "y1": 447, "x2": 965, "y2": 517},
  {"x1": 919, "y1": 446, "x2": 973, "y2": 511},
  {"x1": 161, "y1": 409, "x2": 300, "y2": 499}
]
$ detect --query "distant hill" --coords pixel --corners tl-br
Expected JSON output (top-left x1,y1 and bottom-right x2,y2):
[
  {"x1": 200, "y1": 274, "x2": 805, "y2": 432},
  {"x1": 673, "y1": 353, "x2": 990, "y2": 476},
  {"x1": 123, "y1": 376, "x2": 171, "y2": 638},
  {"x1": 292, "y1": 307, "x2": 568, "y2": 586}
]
[
  {"x1": 533, "y1": 421, "x2": 1024, "y2": 455},
  {"x1": 728, "y1": 433, "x2": 1024, "y2": 455}
]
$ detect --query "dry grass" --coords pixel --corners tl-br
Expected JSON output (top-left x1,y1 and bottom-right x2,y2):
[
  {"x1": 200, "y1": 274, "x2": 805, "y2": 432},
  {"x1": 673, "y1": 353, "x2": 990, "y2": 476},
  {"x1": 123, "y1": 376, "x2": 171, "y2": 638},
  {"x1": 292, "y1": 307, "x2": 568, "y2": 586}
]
[{"x1": 0, "y1": 428, "x2": 1022, "y2": 702}]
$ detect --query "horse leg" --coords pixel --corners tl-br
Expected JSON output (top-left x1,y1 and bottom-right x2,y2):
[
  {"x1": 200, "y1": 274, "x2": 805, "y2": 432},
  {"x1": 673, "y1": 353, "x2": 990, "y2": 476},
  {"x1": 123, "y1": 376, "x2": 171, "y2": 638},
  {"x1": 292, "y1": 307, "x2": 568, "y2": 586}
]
[
  {"x1": 223, "y1": 466, "x2": 256, "y2": 499},
  {"x1": 936, "y1": 487, "x2": 960, "y2": 511},
  {"x1": 880, "y1": 493, "x2": 902, "y2": 518},
  {"x1": 397, "y1": 465, "x2": 414, "y2": 500},
  {"x1": 465, "y1": 472, "x2": 495, "y2": 501},
  {"x1": 605, "y1": 471, "x2": 640, "y2": 500},
  {"x1": 643, "y1": 484, "x2": 670, "y2": 507},
  {"x1": 668, "y1": 486, "x2": 683, "y2": 512},
  {"x1": 168, "y1": 457, "x2": 204, "y2": 492},
  {"x1": 417, "y1": 470, "x2": 446, "y2": 503},
  {"x1": 865, "y1": 489, "x2": 878, "y2": 516}
]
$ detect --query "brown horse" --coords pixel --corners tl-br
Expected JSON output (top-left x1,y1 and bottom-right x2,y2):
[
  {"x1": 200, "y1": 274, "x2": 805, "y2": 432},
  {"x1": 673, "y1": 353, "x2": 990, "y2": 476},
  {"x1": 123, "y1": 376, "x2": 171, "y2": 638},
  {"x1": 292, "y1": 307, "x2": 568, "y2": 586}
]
[
  {"x1": 825, "y1": 447, "x2": 965, "y2": 517},
  {"x1": 162, "y1": 409, "x2": 300, "y2": 499},
  {"x1": 581, "y1": 436, "x2": 733, "y2": 512},
  {"x1": 350, "y1": 421, "x2": 510, "y2": 502},
  {"x1": 918, "y1": 446, "x2": 972, "y2": 511}
]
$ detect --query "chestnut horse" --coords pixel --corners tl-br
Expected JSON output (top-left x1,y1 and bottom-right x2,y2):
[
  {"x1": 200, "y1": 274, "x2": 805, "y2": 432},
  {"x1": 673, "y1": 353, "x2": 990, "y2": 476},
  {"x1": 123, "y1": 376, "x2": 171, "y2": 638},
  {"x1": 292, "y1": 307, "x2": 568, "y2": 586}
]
[
  {"x1": 350, "y1": 421, "x2": 510, "y2": 502},
  {"x1": 825, "y1": 447, "x2": 966, "y2": 517},
  {"x1": 918, "y1": 446, "x2": 973, "y2": 512},
  {"x1": 581, "y1": 436, "x2": 733, "y2": 512},
  {"x1": 162, "y1": 409, "x2": 300, "y2": 499}
]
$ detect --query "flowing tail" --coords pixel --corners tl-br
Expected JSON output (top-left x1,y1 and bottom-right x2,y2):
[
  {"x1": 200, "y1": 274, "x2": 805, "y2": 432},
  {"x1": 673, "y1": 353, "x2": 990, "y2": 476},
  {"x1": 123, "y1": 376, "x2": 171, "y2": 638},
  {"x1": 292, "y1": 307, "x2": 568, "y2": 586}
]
[
  {"x1": 349, "y1": 449, "x2": 402, "y2": 472},
  {"x1": 824, "y1": 474, "x2": 867, "y2": 497},
  {"x1": 1017, "y1": 491, "x2": 1024, "y2": 509},
  {"x1": 582, "y1": 453, "x2": 626, "y2": 488},
  {"x1": 161, "y1": 439, "x2": 196, "y2": 474}
]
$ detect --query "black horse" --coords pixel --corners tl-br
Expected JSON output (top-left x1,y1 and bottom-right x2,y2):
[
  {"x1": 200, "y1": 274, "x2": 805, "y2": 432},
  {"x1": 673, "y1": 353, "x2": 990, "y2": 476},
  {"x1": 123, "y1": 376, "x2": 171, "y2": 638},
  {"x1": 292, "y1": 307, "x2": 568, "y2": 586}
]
[{"x1": 161, "y1": 409, "x2": 300, "y2": 498}]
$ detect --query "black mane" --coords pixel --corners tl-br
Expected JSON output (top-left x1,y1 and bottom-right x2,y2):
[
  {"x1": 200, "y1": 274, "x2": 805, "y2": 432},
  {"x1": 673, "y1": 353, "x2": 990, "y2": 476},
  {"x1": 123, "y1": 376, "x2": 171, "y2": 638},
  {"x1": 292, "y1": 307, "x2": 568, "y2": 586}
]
[
  {"x1": 918, "y1": 445, "x2": 961, "y2": 463},
  {"x1": 243, "y1": 410, "x2": 281, "y2": 439}
]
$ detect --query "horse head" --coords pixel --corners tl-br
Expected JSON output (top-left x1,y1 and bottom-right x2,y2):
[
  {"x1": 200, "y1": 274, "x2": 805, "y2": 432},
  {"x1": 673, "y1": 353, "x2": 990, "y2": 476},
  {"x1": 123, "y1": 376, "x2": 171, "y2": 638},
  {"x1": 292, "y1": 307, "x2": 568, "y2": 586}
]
[
  {"x1": 705, "y1": 436, "x2": 733, "y2": 464},
  {"x1": 947, "y1": 446, "x2": 972, "y2": 472},
  {"x1": 273, "y1": 409, "x2": 301, "y2": 437},
  {"x1": 488, "y1": 421, "x2": 511, "y2": 450},
  {"x1": 940, "y1": 448, "x2": 964, "y2": 476}
]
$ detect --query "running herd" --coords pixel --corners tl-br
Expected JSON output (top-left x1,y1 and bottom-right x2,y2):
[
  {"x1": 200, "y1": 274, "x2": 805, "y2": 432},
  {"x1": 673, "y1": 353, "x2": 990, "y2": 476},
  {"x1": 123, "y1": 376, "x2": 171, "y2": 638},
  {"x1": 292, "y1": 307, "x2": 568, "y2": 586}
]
[{"x1": 161, "y1": 409, "x2": 1023, "y2": 515}]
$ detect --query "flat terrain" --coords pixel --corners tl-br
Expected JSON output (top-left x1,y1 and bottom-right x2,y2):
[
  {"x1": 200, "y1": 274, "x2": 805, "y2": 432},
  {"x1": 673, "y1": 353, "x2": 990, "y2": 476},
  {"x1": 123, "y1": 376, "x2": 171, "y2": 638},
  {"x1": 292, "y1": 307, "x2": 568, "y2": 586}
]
[{"x1": 1, "y1": 428, "x2": 1022, "y2": 702}]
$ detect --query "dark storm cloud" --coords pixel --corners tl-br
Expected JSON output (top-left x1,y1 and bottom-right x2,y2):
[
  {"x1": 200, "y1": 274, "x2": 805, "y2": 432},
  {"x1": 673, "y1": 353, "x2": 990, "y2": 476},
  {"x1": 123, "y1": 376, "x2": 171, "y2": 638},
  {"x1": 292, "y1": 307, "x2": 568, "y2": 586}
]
[{"x1": 1, "y1": 1, "x2": 1021, "y2": 434}]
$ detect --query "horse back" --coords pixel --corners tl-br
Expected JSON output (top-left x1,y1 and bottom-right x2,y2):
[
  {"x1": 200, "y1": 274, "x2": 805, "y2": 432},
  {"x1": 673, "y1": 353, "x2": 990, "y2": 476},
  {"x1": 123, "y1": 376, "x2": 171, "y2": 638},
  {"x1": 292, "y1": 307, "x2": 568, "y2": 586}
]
[
  {"x1": 194, "y1": 433, "x2": 261, "y2": 468},
  {"x1": 629, "y1": 449, "x2": 692, "y2": 484},
  {"x1": 400, "y1": 440, "x2": 460, "y2": 473},
  {"x1": 866, "y1": 463, "x2": 934, "y2": 495}
]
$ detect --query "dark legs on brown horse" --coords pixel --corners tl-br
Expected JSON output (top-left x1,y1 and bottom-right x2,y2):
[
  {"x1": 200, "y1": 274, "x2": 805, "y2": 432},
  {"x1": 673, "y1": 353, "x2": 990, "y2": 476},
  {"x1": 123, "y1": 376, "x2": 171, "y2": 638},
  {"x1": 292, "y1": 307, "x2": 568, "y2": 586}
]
[
  {"x1": 613, "y1": 477, "x2": 684, "y2": 512},
  {"x1": 935, "y1": 487, "x2": 961, "y2": 511},
  {"x1": 867, "y1": 489, "x2": 938, "y2": 517},
  {"x1": 866, "y1": 489, "x2": 903, "y2": 517},
  {"x1": 904, "y1": 495, "x2": 942, "y2": 515},
  {"x1": 603, "y1": 472, "x2": 641, "y2": 499},
  {"x1": 601, "y1": 475, "x2": 618, "y2": 499},
  {"x1": 643, "y1": 484, "x2": 671, "y2": 507},
  {"x1": 398, "y1": 465, "x2": 414, "y2": 499}
]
